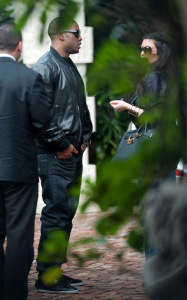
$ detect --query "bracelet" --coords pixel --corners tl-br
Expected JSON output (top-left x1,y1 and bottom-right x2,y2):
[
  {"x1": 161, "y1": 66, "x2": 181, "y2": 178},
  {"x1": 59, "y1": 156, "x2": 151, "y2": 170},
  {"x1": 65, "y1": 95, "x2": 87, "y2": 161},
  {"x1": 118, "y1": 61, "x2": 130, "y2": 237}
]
[
  {"x1": 128, "y1": 105, "x2": 140, "y2": 117},
  {"x1": 134, "y1": 107, "x2": 140, "y2": 117}
]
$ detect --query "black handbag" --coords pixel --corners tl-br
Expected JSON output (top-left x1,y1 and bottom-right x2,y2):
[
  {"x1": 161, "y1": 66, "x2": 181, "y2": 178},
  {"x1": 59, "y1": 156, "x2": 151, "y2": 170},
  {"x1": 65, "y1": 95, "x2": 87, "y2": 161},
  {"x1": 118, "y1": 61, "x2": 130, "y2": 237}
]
[
  {"x1": 112, "y1": 94, "x2": 155, "y2": 162},
  {"x1": 112, "y1": 126, "x2": 155, "y2": 162}
]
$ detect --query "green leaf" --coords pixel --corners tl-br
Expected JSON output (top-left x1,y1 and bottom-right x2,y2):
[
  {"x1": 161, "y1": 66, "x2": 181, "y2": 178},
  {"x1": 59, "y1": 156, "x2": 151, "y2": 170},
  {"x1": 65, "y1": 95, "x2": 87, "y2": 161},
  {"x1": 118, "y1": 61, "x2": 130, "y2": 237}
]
[{"x1": 127, "y1": 230, "x2": 145, "y2": 252}]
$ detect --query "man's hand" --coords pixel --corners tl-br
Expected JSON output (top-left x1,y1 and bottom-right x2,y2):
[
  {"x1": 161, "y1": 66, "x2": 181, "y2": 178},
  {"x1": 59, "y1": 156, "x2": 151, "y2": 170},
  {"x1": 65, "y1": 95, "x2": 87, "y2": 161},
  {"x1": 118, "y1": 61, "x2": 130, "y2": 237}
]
[
  {"x1": 57, "y1": 144, "x2": 78, "y2": 159},
  {"x1": 81, "y1": 140, "x2": 91, "y2": 153},
  {"x1": 81, "y1": 144, "x2": 87, "y2": 152}
]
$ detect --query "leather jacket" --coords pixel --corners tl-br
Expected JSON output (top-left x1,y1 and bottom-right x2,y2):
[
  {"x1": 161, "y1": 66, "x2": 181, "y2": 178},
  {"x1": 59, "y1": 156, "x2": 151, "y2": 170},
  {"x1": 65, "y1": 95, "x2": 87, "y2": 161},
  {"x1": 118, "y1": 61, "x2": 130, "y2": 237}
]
[{"x1": 33, "y1": 46, "x2": 92, "y2": 153}]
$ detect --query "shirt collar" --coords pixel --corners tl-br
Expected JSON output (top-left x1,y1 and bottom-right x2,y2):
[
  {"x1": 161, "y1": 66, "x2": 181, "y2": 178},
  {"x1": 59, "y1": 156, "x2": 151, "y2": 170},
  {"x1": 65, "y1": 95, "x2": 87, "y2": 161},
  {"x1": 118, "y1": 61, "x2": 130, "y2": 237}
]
[{"x1": 0, "y1": 53, "x2": 16, "y2": 61}]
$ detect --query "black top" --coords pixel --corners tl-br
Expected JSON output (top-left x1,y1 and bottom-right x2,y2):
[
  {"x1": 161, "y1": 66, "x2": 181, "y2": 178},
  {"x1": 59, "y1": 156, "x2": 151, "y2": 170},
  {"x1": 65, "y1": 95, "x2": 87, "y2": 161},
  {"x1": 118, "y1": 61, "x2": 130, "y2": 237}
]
[{"x1": 130, "y1": 70, "x2": 167, "y2": 128}]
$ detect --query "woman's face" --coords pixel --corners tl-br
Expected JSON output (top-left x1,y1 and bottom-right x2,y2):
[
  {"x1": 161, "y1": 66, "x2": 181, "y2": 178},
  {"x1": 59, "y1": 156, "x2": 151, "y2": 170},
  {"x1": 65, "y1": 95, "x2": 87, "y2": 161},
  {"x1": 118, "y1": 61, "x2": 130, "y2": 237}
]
[{"x1": 140, "y1": 39, "x2": 159, "y2": 63}]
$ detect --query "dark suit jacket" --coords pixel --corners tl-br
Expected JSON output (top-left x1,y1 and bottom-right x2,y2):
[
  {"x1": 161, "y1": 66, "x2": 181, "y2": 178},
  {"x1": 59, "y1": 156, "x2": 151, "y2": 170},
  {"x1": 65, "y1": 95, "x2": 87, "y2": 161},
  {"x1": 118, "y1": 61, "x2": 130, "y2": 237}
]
[{"x1": 0, "y1": 57, "x2": 51, "y2": 183}]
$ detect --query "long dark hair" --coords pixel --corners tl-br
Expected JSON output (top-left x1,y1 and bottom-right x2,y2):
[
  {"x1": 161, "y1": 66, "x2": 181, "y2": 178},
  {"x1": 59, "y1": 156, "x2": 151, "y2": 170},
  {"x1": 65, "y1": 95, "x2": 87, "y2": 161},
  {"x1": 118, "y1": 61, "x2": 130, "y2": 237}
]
[
  {"x1": 136, "y1": 32, "x2": 174, "y2": 97},
  {"x1": 142, "y1": 32, "x2": 174, "y2": 76}
]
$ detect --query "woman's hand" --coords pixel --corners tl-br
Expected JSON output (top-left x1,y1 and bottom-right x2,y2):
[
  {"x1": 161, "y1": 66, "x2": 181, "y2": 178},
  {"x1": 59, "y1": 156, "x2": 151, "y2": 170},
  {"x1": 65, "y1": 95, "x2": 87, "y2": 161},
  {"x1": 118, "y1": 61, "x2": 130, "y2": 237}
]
[
  {"x1": 110, "y1": 100, "x2": 144, "y2": 117},
  {"x1": 110, "y1": 100, "x2": 130, "y2": 112}
]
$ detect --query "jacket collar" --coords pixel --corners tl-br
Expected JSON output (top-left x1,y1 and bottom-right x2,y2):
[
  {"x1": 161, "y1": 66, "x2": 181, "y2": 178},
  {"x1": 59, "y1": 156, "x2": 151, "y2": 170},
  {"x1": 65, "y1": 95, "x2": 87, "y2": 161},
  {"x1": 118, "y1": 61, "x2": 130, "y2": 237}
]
[
  {"x1": 0, "y1": 53, "x2": 15, "y2": 61},
  {"x1": 0, "y1": 57, "x2": 16, "y2": 62},
  {"x1": 50, "y1": 46, "x2": 77, "y2": 70}
]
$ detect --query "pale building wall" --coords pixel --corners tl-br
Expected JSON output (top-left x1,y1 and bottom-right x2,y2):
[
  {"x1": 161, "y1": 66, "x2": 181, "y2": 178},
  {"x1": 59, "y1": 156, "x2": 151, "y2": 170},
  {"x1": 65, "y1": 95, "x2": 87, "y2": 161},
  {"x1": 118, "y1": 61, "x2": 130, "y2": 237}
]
[{"x1": 14, "y1": 0, "x2": 98, "y2": 213}]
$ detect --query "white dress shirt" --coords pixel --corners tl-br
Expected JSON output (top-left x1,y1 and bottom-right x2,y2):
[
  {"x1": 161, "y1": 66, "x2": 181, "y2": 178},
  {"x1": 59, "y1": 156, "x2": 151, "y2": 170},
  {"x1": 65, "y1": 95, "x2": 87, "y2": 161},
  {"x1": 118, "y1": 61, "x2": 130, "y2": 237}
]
[{"x1": 0, "y1": 53, "x2": 15, "y2": 61}]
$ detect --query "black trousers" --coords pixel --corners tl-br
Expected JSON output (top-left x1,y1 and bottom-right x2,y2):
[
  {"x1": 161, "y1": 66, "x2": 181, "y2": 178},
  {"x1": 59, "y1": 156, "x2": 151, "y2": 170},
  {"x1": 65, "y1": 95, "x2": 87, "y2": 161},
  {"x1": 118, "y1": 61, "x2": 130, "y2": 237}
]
[
  {"x1": 37, "y1": 152, "x2": 83, "y2": 277},
  {"x1": 0, "y1": 182, "x2": 38, "y2": 300}
]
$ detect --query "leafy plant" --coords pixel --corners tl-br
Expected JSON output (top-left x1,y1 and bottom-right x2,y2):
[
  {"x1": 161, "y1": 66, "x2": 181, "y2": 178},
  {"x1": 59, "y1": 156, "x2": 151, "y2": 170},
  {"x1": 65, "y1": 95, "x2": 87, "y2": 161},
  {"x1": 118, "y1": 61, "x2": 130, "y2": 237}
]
[{"x1": 1, "y1": 0, "x2": 186, "y2": 281}]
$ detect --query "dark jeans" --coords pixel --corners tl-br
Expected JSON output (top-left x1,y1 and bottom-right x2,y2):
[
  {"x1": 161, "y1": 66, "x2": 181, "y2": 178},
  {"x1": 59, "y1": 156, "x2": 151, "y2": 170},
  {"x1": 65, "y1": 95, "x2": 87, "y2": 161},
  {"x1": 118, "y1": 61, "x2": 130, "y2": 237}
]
[
  {"x1": 37, "y1": 152, "x2": 83, "y2": 276},
  {"x1": 0, "y1": 182, "x2": 38, "y2": 300}
]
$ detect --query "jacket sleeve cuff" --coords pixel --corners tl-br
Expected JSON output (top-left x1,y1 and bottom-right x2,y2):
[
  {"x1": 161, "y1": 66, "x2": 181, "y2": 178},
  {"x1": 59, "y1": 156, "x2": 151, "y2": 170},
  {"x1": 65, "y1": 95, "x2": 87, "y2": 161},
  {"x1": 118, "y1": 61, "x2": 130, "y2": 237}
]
[{"x1": 57, "y1": 138, "x2": 71, "y2": 152}]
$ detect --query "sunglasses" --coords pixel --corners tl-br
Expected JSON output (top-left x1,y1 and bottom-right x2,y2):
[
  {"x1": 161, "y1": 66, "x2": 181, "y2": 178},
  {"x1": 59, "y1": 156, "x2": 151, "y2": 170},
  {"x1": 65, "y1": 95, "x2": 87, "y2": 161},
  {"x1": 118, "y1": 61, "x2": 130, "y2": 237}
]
[
  {"x1": 62, "y1": 29, "x2": 81, "y2": 38},
  {"x1": 137, "y1": 46, "x2": 152, "y2": 54}
]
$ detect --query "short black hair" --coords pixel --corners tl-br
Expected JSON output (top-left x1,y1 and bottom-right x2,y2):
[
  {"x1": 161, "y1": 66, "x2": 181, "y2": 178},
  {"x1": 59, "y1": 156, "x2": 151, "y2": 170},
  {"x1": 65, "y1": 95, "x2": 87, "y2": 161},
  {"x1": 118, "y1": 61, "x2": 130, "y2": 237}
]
[
  {"x1": 0, "y1": 22, "x2": 22, "y2": 51},
  {"x1": 48, "y1": 17, "x2": 77, "y2": 40}
]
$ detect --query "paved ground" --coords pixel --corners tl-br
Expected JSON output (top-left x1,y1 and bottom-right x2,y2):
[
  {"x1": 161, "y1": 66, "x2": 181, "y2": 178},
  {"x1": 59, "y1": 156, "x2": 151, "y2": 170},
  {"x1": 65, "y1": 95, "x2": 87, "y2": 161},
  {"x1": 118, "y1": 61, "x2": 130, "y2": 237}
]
[{"x1": 28, "y1": 212, "x2": 148, "y2": 300}]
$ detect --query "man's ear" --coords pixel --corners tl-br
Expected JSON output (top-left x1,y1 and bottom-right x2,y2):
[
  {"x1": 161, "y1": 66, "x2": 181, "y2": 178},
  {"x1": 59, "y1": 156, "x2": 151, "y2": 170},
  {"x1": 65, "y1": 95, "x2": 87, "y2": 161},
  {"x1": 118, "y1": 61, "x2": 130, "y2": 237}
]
[
  {"x1": 57, "y1": 33, "x2": 65, "y2": 41},
  {"x1": 17, "y1": 41, "x2": 22, "y2": 53},
  {"x1": 14, "y1": 41, "x2": 22, "y2": 61}
]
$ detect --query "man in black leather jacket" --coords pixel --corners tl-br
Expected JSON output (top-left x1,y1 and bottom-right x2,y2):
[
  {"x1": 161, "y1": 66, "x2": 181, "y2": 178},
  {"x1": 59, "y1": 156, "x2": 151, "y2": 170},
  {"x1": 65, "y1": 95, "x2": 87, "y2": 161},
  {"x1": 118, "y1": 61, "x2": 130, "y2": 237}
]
[{"x1": 33, "y1": 17, "x2": 92, "y2": 294}]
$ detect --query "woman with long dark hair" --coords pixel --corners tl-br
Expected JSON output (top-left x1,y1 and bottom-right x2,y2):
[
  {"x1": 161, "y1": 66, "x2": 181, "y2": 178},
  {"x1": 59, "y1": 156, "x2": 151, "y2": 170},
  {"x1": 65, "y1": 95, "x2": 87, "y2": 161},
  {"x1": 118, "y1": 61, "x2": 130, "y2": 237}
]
[
  {"x1": 110, "y1": 32, "x2": 174, "y2": 122},
  {"x1": 110, "y1": 32, "x2": 176, "y2": 260}
]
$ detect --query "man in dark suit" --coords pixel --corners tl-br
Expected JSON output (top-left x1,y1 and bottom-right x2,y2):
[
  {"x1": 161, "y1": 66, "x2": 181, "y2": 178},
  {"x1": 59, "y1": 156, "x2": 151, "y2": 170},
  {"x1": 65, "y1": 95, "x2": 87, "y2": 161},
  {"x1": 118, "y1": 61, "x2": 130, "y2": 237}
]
[{"x1": 0, "y1": 22, "x2": 52, "y2": 300}]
